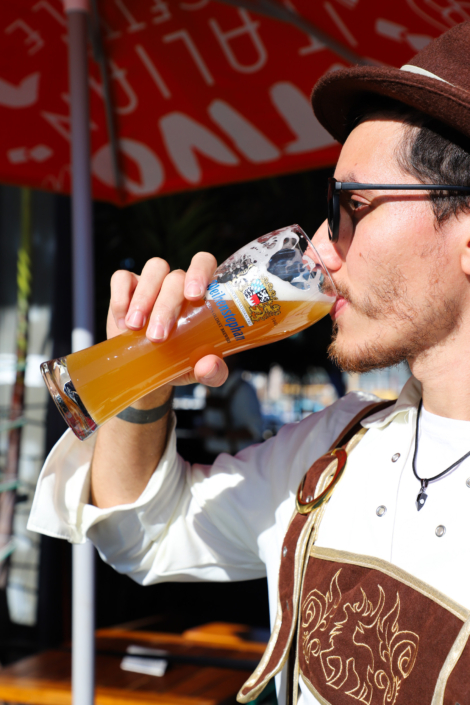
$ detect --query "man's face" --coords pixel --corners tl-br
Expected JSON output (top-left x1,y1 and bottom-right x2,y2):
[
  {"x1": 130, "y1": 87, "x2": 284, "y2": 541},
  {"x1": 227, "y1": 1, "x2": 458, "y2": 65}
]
[{"x1": 312, "y1": 117, "x2": 466, "y2": 373}]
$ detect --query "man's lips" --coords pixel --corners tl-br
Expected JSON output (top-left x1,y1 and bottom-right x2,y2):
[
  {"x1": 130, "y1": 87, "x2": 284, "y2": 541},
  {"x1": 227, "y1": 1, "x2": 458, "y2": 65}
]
[{"x1": 331, "y1": 297, "x2": 349, "y2": 320}]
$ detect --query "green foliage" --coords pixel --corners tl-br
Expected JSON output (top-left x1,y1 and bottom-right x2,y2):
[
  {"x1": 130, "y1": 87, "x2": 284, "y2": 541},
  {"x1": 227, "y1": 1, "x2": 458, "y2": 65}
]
[{"x1": 129, "y1": 192, "x2": 220, "y2": 271}]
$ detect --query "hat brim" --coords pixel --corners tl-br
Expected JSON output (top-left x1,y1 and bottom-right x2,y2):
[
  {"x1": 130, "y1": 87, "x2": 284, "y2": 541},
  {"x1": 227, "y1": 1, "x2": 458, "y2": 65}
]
[{"x1": 312, "y1": 65, "x2": 470, "y2": 144}]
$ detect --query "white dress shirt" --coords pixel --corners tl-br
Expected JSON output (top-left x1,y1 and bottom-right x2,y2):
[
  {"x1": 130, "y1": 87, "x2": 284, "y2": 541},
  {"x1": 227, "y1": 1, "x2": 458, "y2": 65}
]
[{"x1": 27, "y1": 376, "x2": 470, "y2": 705}]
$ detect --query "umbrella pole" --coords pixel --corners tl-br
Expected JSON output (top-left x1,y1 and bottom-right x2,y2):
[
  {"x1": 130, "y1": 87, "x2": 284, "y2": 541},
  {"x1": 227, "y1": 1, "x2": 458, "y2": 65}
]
[{"x1": 65, "y1": 2, "x2": 95, "y2": 705}]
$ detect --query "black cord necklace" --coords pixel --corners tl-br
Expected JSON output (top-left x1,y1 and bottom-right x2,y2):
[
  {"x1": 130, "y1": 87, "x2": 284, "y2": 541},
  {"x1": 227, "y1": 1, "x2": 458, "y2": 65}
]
[{"x1": 413, "y1": 399, "x2": 470, "y2": 511}]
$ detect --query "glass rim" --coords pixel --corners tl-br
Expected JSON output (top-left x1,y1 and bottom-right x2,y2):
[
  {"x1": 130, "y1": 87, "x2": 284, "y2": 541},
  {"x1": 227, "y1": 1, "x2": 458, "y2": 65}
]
[{"x1": 289, "y1": 224, "x2": 338, "y2": 299}]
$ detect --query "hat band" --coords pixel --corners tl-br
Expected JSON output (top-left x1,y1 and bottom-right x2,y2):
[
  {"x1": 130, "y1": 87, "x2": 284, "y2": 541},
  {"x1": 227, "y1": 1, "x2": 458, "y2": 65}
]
[{"x1": 400, "y1": 64, "x2": 456, "y2": 87}]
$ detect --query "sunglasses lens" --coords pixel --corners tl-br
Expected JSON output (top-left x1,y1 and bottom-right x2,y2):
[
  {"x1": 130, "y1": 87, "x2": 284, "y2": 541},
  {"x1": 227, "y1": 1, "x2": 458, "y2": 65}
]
[
  {"x1": 327, "y1": 180, "x2": 355, "y2": 243},
  {"x1": 327, "y1": 180, "x2": 335, "y2": 241}
]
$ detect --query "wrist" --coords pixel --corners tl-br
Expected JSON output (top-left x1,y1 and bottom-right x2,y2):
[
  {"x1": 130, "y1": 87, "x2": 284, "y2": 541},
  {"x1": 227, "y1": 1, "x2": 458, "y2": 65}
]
[
  {"x1": 126, "y1": 386, "x2": 173, "y2": 411},
  {"x1": 117, "y1": 389, "x2": 174, "y2": 425}
]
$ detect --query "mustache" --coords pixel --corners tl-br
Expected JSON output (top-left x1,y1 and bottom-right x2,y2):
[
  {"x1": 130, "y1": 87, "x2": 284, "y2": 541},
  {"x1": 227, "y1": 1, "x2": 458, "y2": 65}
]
[
  {"x1": 332, "y1": 280, "x2": 352, "y2": 304},
  {"x1": 332, "y1": 280, "x2": 382, "y2": 320}
]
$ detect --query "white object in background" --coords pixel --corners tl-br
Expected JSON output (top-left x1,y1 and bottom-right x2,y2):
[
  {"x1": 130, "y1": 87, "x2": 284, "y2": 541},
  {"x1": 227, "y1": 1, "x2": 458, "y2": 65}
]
[{"x1": 121, "y1": 645, "x2": 168, "y2": 677}]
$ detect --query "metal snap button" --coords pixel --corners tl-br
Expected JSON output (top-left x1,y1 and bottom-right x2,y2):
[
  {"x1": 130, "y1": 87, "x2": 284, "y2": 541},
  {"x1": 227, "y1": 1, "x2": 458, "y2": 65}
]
[
  {"x1": 435, "y1": 525, "x2": 446, "y2": 538},
  {"x1": 376, "y1": 505, "x2": 387, "y2": 517},
  {"x1": 283, "y1": 546, "x2": 288, "y2": 557},
  {"x1": 466, "y1": 478, "x2": 470, "y2": 488},
  {"x1": 305, "y1": 496, "x2": 313, "y2": 503},
  {"x1": 391, "y1": 453, "x2": 401, "y2": 462}
]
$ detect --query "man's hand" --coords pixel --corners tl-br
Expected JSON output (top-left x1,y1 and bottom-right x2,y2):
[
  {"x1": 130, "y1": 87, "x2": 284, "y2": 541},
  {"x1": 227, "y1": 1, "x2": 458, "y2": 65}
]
[
  {"x1": 91, "y1": 254, "x2": 229, "y2": 509},
  {"x1": 107, "y1": 252, "x2": 229, "y2": 388}
]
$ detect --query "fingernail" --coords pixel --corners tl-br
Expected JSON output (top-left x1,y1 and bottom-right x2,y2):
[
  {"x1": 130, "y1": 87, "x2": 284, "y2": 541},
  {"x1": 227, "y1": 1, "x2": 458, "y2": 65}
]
[
  {"x1": 203, "y1": 361, "x2": 219, "y2": 381},
  {"x1": 117, "y1": 317, "x2": 127, "y2": 330},
  {"x1": 186, "y1": 282, "x2": 203, "y2": 298},
  {"x1": 148, "y1": 321, "x2": 165, "y2": 341},
  {"x1": 127, "y1": 310, "x2": 145, "y2": 328}
]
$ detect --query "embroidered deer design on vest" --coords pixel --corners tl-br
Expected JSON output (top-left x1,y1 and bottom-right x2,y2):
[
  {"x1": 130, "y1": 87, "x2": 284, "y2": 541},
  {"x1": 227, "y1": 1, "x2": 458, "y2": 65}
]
[{"x1": 300, "y1": 570, "x2": 419, "y2": 705}]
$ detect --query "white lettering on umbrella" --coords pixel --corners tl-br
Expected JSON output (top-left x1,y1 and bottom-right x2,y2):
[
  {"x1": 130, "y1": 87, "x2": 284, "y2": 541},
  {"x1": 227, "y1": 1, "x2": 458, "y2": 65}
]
[
  {"x1": 41, "y1": 111, "x2": 72, "y2": 141},
  {"x1": 151, "y1": 0, "x2": 172, "y2": 24},
  {"x1": 33, "y1": 1, "x2": 66, "y2": 27},
  {"x1": 299, "y1": 35, "x2": 325, "y2": 56},
  {"x1": 99, "y1": 16, "x2": 122, "y2": 42},
  {"x1": 163, "y1": 30, "x2": 214, "y2": 86},
  {"x1": 375, "y1": 19, "x2": 432, "y2": 51},
  {"x1": 180, "y1": 0, "x2": 209, "y2": 9},
  {"x1": 160, "y1": 112, "x2": 239, "y2": 184},
  {"x1": 5, "y1": 20, "x2": 44, "y2": 55},
  {"x1": 323, "y1": 1, "x2": 358, "y2": 47},
  {"x1": 0, "y1": 73, "x2": 39, "y2": 108},
  {"x1": 209, "y1": 9, "x2": 267, "y2": 74},
  {"x1": 135, "y1": 45, "x2": 171, "y2": 99},
  {"x1": 208, "y1": 99, "x2": 280, "y2": 163},
  {"x1": 8, "y1": 145, "x2": 53, "y2": 164},
  {"x1": 32, "y1": 0, "x2": 68, "y2": 42},
  {"x1": 270, "y1": 82, "x2": 336, "y2": 153},
  {"x1": 109, "y1": 60, "x2": 138, "y2": 115},
  {"x1": 114, "y1": 0, "x2": 146, "y2": 33},
  {"x1": 92, "y1": 139, "x2": 165, "y2": 196}
]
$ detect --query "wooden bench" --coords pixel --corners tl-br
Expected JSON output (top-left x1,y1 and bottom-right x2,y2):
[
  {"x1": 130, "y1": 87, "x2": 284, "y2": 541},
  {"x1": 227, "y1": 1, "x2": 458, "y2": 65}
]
[{"x1": 0, "y1": 623, "x2": 268, "y2": 705}]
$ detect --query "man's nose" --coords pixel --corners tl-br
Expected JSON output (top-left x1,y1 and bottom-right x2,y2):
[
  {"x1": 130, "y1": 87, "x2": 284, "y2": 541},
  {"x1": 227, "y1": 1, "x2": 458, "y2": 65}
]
[{"x1": 311, "y1": 219, "x2": 342, "y2": 273}]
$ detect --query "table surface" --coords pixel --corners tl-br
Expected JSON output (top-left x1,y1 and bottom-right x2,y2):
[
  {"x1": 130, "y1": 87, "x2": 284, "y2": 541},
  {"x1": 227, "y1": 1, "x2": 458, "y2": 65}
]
[{"x1": 0, "y1": 622, "x2": 268, "y2": 705}]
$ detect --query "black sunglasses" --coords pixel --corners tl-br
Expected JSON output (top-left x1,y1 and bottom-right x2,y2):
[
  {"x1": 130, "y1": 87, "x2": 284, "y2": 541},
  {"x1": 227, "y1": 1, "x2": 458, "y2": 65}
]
[{"x1": 327, "y1": 177, "x2": 470, "y2": 243}]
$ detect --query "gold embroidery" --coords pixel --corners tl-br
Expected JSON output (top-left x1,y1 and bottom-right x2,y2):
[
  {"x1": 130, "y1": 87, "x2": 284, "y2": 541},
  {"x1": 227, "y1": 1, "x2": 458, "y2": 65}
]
[{"x1": 301, "y1": 570, "x2": 419, "y2": 705}]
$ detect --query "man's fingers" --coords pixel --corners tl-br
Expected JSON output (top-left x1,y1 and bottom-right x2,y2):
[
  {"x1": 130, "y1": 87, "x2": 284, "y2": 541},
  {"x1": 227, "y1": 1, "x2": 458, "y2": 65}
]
[
  {"x1": 173, "y1": 355, "x2": 228, "y2": 388},
  {"x1": 184, "y1": 252, "x2": 218, "y2": 300},
  {"x1": 124, "y1": 258, "x2": 170, "y2": 330},
  {"x1": 147, "y1": 269, "x2": 186, "y2": 341},
  {"x1": 193, "y1": 355, "x2": 229, "y2": 387},
  {"x1": 110, "y1": 270, "x2": 140, "y2": 330}
]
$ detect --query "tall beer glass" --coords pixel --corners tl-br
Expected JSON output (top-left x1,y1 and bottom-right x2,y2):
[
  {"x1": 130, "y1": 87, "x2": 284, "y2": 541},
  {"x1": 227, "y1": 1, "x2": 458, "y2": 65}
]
[{"x1": 41, "y1": 225, "x2": 336, "y2": 440}]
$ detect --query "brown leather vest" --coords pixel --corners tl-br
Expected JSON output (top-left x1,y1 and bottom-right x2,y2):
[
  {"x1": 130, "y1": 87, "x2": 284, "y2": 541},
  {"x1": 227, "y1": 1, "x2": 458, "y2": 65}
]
[{"x1": 237, "y1": 401, "x2": 470, "y2": 705}]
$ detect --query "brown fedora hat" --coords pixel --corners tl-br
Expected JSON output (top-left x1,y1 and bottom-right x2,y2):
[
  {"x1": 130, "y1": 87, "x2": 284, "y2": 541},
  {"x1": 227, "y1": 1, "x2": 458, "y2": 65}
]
[{"x1": 312, "y1": 21, "x2": 470, "y2": 144}]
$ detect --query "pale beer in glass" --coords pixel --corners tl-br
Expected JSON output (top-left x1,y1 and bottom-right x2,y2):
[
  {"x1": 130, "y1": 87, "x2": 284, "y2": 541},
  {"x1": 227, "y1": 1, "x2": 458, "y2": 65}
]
[{"x1": 41, "y1": 225, "x2": 336, "y2": 440}]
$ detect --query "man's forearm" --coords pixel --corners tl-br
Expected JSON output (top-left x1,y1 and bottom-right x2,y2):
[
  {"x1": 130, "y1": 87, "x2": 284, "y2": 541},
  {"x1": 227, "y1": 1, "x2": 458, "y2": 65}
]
[{"x1": 90, "y1": 386, "x2": 173, "y2": 508}]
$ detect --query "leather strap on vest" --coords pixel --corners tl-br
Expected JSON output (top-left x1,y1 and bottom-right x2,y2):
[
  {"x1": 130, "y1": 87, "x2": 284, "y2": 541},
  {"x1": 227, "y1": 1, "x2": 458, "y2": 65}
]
[{"x1": 237, "y1": 399, "x2": 395, "y2": 704}]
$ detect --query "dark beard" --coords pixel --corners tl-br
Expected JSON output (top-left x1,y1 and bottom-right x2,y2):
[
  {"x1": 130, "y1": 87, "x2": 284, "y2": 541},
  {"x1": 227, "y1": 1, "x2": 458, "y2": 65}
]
[{"x1": 328, "y1": 324, "x2": 414, "y2": 373}]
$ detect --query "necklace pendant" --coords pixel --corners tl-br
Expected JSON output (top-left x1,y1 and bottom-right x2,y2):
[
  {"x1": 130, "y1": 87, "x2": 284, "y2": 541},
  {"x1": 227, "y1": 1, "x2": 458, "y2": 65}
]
[
  {"x1": 416, "y1": 479, "x2": 429, "y2": 511},
  {"x1": 416, "y1": 490, "x2": 428, "y2": 511}
]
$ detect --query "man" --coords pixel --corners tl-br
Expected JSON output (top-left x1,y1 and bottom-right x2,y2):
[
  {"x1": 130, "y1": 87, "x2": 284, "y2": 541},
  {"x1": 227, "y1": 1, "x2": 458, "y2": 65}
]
[
  {"x1": 29, "y1": 22, "x2": 470, "y2": 704},
  {"x1": 199, "y1": 355, "x2": 264, "y2": 462}
]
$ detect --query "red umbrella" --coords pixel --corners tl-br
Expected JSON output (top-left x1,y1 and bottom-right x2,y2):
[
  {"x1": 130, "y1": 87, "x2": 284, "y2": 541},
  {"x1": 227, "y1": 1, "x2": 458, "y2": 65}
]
[{"x1": 0, "y1": 0, "x2": 450, "y2": 205}]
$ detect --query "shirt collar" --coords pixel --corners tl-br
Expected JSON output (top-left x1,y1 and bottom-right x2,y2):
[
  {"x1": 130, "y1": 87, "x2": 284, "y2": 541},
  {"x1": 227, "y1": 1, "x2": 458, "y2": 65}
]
[{"x1": 361, "y1": 375, "x2": 422, "y2": 429}]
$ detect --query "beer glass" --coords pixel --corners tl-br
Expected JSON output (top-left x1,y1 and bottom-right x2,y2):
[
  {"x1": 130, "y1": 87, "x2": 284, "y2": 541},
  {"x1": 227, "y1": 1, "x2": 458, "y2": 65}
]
[{"x1": 41, "y1": 225, "x2": 336, "y2": 440}]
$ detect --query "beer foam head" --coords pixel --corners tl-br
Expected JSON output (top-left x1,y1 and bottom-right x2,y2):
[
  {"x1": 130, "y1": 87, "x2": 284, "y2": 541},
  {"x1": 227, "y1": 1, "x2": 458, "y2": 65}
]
[{"x1": 267, "y1": 272, "x2": 333, "y2": 302}]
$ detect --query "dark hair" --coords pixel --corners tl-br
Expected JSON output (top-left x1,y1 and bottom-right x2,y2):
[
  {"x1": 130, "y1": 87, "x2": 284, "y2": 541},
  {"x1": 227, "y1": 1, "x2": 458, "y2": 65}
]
[{"x1": 347, "y1": 94, "x2": 470, "y2": 226}]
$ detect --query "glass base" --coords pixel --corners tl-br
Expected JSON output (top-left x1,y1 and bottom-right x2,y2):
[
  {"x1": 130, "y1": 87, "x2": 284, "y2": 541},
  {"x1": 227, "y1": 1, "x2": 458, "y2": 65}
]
[{"x1": 41, "y1": 358, "x2": 98, "y2": 441}]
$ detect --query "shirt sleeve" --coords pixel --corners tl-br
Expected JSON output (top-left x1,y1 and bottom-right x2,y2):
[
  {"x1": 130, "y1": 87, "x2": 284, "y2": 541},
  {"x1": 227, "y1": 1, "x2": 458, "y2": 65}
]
[{"x1": 27, "y1": 392, "x2": 379, "y2": 586}]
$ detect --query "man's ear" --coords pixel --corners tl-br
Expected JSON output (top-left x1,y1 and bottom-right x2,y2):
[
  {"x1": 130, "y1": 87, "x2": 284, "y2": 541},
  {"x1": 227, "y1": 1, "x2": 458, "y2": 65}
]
[{"x1": 461, "y1": 231, "x2": 470, "y2": 276}]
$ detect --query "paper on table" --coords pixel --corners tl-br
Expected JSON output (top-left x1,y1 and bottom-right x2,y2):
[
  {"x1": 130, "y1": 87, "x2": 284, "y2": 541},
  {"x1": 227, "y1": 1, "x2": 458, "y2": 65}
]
[{"x1": 120, "y1": 644, "x2": 168, "y2": 677}]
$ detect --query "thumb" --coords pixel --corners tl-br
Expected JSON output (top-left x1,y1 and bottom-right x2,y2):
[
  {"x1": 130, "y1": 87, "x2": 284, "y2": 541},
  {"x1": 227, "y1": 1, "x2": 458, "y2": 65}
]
[{"x1": 194, "y1": 355, "x2": 229, "y2": 387}]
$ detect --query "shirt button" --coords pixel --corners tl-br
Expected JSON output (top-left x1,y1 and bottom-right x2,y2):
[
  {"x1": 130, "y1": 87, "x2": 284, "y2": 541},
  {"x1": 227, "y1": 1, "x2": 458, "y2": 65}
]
[
  {"x1": 376, "y1": 505, "x2": 387, "y2": 517},
  {"x1": 435, "y1": 525, "x2": 446, "y2": 538},
  {"x1": 391, "y1": 453, "x2": 401, "y2": 462},
  {"x1": 466, "y1": 478, "x2": 470, "y2": 488}
]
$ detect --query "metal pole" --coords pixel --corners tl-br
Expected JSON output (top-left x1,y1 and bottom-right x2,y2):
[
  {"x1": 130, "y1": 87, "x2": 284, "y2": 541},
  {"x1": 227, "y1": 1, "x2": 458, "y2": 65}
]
[{"x1": 65, "y1": 2, "x2": 95, "y2": 704}]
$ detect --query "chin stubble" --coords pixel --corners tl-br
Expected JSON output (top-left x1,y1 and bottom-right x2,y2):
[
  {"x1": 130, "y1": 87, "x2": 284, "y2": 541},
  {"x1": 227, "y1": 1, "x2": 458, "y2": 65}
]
[{"x1": 328, "y1": 272, "x2": 461, "y2": 374}]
